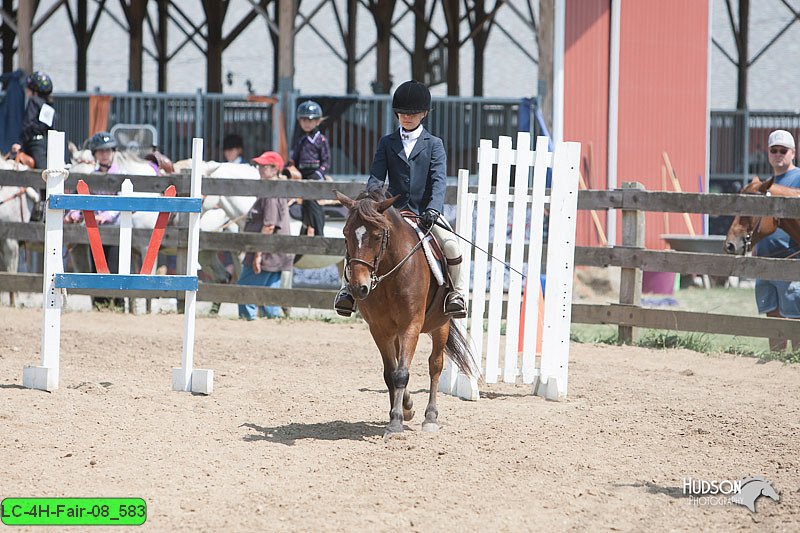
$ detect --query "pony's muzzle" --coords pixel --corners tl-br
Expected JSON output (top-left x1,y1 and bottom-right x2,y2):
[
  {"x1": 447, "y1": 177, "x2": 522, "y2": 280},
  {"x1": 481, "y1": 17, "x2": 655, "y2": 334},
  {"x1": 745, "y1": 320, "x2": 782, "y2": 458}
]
[
  {"x1": 353, "y1": 283, "x2": 370, "y2": 300},
  {"x1": 724, "y1": 240, "x2": 743, "y2": 255}
]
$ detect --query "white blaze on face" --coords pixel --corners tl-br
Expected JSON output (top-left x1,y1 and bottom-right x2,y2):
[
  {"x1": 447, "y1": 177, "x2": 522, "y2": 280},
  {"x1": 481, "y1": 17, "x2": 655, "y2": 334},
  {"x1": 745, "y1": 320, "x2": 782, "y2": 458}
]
[{"x1": 355, "y1": 226, "x2": 367, "y2": 249}]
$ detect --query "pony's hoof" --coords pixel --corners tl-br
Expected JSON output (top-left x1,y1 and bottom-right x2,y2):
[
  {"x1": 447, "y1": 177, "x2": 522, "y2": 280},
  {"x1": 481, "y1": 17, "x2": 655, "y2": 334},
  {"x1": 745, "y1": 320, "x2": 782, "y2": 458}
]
[
  {"x1": 421, "y1": 421, "x2": 439, "y2": 433},
  {"x1": 403, "y1": 408, "x2": 415, "y2": 421},
  {"x1": 383, "y1": 427, "x2": 405, "y2": 442}
]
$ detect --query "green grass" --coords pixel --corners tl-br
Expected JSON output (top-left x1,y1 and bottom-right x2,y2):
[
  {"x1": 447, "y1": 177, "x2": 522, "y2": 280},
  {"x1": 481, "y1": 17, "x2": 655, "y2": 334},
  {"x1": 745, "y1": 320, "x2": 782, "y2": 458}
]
[{"x1": 570, "y1": 286, "x2": 800, "y2": 363}]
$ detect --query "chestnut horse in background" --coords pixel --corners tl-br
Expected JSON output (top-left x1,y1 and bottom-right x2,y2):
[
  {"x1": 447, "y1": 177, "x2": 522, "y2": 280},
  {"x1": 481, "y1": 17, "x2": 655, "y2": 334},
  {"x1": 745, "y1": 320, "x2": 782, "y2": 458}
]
[
  {"x1": 725, "y1": 176, "x2": 800, "y2": 255},
  {"x1": 335, "y1": 189, "x2": 477, "y2": 438}
]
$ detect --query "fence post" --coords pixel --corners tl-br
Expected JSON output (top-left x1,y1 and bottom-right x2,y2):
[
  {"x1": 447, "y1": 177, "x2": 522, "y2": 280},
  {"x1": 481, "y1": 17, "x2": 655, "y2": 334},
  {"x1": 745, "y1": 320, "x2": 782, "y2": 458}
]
[
  {"x1": 23, "y1": 130, "x2": 67, "y2": 391},
  {"x1": 195, "y1": 88, "x2": 203, "y2": 138},
  {"x1": 742, "y1": 108, "x2": 750, "y2": 185},
  {"x1": 618, "y1": 181, "x2": 644, "y2": 344}
]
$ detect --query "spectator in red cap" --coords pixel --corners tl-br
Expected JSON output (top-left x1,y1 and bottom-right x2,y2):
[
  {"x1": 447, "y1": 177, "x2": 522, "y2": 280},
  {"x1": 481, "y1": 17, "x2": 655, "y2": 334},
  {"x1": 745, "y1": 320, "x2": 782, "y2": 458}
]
[
  {"x1": 251, "y1": 151, "x2": 285, "y2": 168},
  {"x1": 236, "y1": 151, "x2": 294, "y2": 320}
]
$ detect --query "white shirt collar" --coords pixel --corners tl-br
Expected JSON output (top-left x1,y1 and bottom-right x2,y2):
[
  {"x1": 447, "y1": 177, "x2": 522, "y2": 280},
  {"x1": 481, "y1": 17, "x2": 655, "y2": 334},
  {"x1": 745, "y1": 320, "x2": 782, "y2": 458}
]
[{"x1": 399, "y1": 125, "x2": 423, "y2": 141}]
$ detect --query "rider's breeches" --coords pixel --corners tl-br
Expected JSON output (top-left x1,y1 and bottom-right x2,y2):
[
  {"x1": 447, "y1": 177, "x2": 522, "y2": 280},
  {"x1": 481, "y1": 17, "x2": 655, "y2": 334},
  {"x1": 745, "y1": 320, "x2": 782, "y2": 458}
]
[{"x1": 430, "y1": 215, "x2": 465, "y2": 294}]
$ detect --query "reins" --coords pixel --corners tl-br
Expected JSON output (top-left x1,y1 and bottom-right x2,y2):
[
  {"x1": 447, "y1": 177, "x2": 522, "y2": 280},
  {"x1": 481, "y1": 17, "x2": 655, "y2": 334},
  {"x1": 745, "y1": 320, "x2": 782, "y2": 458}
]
[
  {"x1": 428, "y1": 218, "x2": 528, "y2": 279},
  {"x1": 345, "y1": 221, "x2": 432, "y2": 290}
]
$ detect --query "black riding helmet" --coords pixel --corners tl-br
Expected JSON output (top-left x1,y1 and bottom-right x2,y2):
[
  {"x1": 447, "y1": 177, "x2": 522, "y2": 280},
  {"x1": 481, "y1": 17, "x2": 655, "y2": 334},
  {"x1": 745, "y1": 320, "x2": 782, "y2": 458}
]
[
  {"x1": 87, "y1": 131, "x2": 117, "y2": 153},
  {"x1": 296, "y1": 100, "x2": 322, "y2": 120},
  {"x1": 392, "y1": 80, "x2": 431, "y2": 115},
  {"x1": 26, "y1": 71, "x2": 53, "y2": 96}
]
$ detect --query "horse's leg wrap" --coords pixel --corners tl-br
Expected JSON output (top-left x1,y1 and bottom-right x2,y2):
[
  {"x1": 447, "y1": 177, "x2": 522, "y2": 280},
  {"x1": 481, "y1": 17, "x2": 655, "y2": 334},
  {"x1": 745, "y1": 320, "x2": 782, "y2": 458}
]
[{"x1": 391, "y1": 368, "x2": 409, "y2": 389}]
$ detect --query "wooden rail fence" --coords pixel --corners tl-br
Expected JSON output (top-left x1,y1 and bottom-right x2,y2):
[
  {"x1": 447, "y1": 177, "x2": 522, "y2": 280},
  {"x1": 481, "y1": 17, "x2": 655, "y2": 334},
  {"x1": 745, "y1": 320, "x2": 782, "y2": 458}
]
[{"x1": 3, "y1": 169, "x2": 800, "y2": 340}]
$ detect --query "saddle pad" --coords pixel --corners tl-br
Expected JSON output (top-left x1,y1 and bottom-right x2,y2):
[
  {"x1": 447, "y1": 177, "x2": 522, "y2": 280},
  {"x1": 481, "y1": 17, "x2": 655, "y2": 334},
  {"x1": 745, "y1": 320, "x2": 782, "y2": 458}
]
[
  {"x1": 401, "y1": 211, "x2": 445, "y2": 286},
  {"x1": 400, "y1": 211, "x2": 445, "y2": 260}
]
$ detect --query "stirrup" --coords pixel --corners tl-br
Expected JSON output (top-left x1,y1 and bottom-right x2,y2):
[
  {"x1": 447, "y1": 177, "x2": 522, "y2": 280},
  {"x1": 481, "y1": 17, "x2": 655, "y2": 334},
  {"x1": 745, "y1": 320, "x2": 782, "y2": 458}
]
[
  {"x1": 444, "y1": 291, "x2": 467, "y2": 318},
  {"x1": 334, "y1": 290, "x2": 355, "y2": 317}
]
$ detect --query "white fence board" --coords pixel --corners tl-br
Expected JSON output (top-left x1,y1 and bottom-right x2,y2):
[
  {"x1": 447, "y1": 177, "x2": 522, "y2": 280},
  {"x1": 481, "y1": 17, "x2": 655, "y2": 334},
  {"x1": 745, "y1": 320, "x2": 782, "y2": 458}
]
[{"x1": 443, "y1": 135, "x2": 580, "y2": 400}]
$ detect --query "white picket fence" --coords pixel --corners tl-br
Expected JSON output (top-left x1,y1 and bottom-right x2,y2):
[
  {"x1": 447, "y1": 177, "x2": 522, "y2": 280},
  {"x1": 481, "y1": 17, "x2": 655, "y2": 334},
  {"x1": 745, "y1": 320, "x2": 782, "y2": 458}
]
[{"x1": 439, "y1": 133, "x2": 581, "y2": 401}]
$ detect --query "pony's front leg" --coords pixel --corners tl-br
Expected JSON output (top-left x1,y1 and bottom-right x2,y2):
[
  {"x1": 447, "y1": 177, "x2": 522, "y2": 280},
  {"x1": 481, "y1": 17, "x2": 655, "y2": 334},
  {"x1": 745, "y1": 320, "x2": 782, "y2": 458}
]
[
  {"x1": 373, "y1": 334, "x2": 399, "y2": 427},
  {"x1": 385, "y1": 331, "x2": 421, "y2": 438},
  {"x1": 423, "y1": 325, "x2": 448, "y2": 433}
]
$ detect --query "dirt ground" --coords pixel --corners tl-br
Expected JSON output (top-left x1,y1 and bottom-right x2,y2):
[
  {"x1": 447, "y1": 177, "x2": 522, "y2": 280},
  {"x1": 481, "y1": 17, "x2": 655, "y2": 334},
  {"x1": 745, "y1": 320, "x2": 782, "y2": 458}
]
[{"x1": 1, "y1": 307, "x2": 798, "y2": 532}]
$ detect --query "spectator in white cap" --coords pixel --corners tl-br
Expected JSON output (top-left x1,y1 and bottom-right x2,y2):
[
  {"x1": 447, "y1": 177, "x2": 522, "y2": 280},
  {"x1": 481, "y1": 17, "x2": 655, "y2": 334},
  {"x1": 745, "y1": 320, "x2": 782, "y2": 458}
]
[{"x1": 754, "y1": 129, "x2": 800, "y2": 351}]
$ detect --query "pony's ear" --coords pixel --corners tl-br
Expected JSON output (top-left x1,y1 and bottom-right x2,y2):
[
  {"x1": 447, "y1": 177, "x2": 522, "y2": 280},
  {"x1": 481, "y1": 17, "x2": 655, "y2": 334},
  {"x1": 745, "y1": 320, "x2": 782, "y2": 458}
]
[
  {"x1": 334, "y1": 190, "x2": 357, "y2": 209},
  {"x1": 760, "y1": 176, "x2": 775, "y2": 193},
  {"x1": 376, "y1": 194, "x2": 400, "y2": 213}
]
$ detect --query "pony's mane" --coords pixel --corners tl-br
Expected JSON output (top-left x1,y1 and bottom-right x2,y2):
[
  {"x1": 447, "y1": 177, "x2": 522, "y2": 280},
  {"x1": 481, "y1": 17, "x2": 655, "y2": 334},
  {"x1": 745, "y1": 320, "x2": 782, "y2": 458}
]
[{"x1": 351, "y1": 189, "x2": 393, "y2": 230}]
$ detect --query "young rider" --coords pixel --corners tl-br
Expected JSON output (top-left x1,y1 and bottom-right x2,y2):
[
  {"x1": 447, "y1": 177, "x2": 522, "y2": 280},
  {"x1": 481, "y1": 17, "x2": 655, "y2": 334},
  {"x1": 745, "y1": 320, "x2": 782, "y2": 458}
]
[{"x1": 333, "y1": 80, "x2": 467, "y2": 318}]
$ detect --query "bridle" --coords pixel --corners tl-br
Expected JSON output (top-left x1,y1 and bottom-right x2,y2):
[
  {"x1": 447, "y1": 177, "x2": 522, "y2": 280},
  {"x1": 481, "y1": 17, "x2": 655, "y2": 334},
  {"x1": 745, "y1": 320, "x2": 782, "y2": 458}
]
[
  {"x1": 743, "y1": 215, "x2": 764, "y2": 254},
  {"x1": 344, "y1": 220, "x2": 429, "y2": 292},
  {"x1": 741, "y1": 190, "x2": 772, "y2": 254}
]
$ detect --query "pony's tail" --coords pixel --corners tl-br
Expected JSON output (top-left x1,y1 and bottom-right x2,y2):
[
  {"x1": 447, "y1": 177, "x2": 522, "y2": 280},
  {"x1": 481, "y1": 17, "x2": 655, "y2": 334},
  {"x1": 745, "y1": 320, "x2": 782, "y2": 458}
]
[{"x1": 444, "y1": 319, "x2": 480, "y2": 380}]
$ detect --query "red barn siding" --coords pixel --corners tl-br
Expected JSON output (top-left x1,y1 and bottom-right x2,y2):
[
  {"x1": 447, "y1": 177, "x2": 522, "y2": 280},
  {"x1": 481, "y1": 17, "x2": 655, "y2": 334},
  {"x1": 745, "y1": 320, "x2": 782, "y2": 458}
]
[
  {"x1": 564, "y1": 0, "x2": 610, "y2": 247},
  {"x1": 563, "y1": 0, "x2": 709, "y2": 249},
  {"x1": 616, "y1": 0, "x2": 708, "y2": 249}
]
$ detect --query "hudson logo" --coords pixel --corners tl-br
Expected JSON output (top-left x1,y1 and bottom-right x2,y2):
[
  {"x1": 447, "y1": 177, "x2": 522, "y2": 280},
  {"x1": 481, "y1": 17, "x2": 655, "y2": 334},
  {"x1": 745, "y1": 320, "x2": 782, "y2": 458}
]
[{"x1": 683, "y1": 476, "x2": 780, "y2": 512}]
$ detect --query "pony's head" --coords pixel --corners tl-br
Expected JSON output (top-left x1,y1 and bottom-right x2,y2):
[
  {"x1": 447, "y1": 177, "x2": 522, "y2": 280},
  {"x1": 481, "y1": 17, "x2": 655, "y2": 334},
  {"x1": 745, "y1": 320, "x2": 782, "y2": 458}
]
[
  {"x1": 334, "y1": 189, "x2": 399, "y2": 300},
  {"x1": 725, "y1": 176, "x2": 779, "y2": 255}
]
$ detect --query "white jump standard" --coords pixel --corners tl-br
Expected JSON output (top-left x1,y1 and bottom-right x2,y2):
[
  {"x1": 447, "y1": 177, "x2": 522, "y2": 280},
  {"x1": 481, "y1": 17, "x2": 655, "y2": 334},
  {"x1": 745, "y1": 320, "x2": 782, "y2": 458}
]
[
  {"x1": 22, "y1": 131, "x2": 213, "y2": 394},
  {"x1": 439, "y1": 133, "x2": 580, "y2": 401}
]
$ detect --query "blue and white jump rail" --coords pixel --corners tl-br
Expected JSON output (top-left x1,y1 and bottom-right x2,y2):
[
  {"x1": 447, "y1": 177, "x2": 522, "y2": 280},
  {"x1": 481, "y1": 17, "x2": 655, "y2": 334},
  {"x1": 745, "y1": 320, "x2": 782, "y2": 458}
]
[{"x1": 22, "y1": 131, "x2": 214, "y2": 394}]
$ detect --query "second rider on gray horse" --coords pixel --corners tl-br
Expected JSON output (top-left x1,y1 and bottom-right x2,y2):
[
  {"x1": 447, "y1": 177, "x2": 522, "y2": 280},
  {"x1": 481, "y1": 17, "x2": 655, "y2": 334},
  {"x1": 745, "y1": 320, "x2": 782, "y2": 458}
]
[{"x1": 334, "y1": 80, "x2": 467, "y2": 318}]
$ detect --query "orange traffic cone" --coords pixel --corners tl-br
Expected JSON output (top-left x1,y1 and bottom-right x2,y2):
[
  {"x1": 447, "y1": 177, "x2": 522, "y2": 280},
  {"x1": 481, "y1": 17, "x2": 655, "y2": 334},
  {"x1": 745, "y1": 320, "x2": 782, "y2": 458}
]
[{"x1": 518, "y1": 280, "x2": 545, "y2": 356}]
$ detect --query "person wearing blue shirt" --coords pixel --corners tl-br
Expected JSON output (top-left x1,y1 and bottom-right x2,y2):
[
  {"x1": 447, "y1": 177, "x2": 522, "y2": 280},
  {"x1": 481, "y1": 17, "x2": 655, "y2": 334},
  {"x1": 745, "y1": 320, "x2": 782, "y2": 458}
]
[
  {"x1": 754, "y1": 129, "x2": 800, "y2": 351},
  {"x1": 334, "y1": 80, "x2": 466, "y2": 319}
]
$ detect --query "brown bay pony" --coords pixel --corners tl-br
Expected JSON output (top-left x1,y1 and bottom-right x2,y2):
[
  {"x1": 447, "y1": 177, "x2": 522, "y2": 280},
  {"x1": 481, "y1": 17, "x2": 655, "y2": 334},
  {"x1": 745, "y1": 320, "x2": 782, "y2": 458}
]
[
  {"x1": 334, "y1": 189, "x2": 477, "y2": 438},
  {"x1": 725, "y1": 176, "x2": 800, "y2": 255}
]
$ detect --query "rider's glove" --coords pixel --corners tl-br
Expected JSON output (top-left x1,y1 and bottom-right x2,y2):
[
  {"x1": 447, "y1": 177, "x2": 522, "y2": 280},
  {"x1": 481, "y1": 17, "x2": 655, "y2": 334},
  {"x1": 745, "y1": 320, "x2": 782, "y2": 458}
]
[{"x1": 420, "y1": 209, "x2": 439, "y2": 230}]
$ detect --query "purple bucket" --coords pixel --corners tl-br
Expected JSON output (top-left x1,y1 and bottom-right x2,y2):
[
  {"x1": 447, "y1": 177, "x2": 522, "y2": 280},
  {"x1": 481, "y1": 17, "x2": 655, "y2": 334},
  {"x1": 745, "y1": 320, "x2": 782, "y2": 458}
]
[{"x1": 642, "y1": 271, "x2": 676, "y2": 295}]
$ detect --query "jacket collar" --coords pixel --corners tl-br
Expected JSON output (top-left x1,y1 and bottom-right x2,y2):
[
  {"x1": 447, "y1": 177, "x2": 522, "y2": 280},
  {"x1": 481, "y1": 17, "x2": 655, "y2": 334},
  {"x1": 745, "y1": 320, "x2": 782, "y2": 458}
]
[{"x1": 392, "y1": 127, "x2": 429, "y2": 164}]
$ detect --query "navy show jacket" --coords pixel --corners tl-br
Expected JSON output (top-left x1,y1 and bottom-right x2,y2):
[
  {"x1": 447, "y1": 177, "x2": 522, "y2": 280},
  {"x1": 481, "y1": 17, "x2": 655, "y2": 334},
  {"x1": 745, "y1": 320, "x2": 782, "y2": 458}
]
[{"x1": 366, "y1": 128, "x2": 447, "y2": 215}]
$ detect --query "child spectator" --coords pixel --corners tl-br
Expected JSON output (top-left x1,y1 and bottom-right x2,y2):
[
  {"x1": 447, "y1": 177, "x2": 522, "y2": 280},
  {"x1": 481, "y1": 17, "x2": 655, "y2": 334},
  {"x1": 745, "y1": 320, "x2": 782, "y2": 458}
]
[
  {"x1": 288, "y1": 100, "x2": 330, "y2": 236},
  {"x1": 222, "y1": 133, "x2": 246, "y2": 163},
  {"x1": 64, "y1": 131, "x2": 124, "y2": 310},
  {"x1": 237, "y1": 151, "x2": 294, "y2": 320}
]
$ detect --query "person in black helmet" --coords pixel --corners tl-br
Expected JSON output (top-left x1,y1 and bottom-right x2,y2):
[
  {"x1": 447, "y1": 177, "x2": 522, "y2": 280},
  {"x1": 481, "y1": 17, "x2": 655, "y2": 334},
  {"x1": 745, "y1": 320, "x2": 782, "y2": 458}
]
[
  {"x1": 288, "y1": 99, "x2": 330, "y2": 236},
  {"x1": 10, "y1": 70, "x2": 56, "y2": 169},
  {"x1": 10, "y1": 71, "x2": 56, "y2": 222},
  {"x1": 333, "y1": 80, "x2": 467, "y2": 318},
  {"x1": 64, "y1": 131, "x2": 124, "y2": 310}
]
